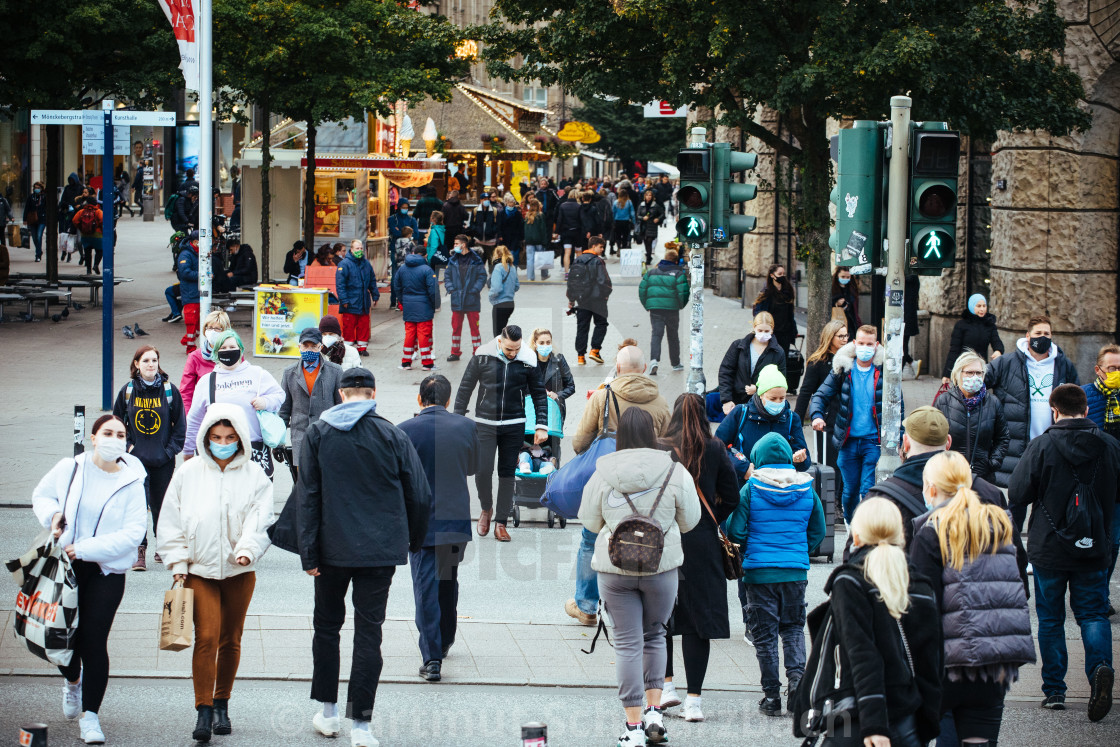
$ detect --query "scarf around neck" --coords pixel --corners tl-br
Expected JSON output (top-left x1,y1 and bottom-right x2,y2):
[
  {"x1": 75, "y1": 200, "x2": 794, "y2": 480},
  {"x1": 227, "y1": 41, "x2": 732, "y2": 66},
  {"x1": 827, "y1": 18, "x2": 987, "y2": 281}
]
[
  {"x1": 963, "y1": 385, "x2": 987, "y2": 412},
  {"x1": 1094, "y1": 379, "x2": 1120, "y2": 425}
]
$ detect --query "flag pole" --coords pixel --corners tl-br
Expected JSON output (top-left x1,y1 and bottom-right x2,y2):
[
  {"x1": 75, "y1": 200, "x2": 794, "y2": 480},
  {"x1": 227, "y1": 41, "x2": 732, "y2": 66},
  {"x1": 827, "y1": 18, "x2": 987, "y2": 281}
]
[{"x1": 197, "y1": 0, "x2": 213, "y2": 322}]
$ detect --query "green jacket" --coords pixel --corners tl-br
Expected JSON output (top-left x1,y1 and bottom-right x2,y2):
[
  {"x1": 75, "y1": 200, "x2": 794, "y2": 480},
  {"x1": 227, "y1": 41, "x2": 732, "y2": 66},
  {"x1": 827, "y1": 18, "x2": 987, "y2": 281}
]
[{"x1": 638, "y1": 260, "x2": 689, "y2": 311}]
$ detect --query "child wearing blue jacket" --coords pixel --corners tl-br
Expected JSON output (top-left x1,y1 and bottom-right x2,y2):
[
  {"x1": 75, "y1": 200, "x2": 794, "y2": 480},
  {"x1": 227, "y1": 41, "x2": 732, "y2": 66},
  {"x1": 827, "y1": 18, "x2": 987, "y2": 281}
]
[{"x1": 714, "y1": 364, "x2": 811, "y2": 484}]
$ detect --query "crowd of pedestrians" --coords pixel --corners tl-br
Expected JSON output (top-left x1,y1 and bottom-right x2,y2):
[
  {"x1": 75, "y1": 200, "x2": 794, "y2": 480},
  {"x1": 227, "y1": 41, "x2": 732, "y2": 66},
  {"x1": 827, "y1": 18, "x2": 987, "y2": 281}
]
[{"x1": 19, "y1": 173, "x2": 1120, "y2": 747}]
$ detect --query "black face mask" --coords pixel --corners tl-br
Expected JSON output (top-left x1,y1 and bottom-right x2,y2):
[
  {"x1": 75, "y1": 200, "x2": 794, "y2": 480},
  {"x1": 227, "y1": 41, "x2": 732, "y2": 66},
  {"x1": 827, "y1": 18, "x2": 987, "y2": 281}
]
[
  {"x1": 217, "y1": 349, "x2": 241, "y2": 367},
  {"x1": 1029, "y1": 336, "x2": 1052, "y2": 355}
]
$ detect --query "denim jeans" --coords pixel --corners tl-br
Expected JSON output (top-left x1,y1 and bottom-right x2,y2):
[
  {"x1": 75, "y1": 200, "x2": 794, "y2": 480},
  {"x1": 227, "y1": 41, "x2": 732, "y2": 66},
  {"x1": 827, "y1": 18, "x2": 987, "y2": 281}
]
[
  {"x1": 575, "y1": 528, "x2": 599, "y2": 615},
  {"x1": 744, "y1": 580, "x2": 808, "y2": 694},
  {"x1": 1033, "y1": 565, "x2": 1113, "y2": 696},
  {"x1": 30, "y1": 223, "x2": 45, "y2": 259},
  {"x1": 836, "y1": 435, "x2": 880, "y2": 523},
  {"x1": 164, "y1": 285, "x2": 182, "y2": 316},
  {"x1": 1110, "y1": 517, "x2": 1120, "y2": 584},
  {"x1": 525, "y1": 244, "x2": 541, "y2": 280}
]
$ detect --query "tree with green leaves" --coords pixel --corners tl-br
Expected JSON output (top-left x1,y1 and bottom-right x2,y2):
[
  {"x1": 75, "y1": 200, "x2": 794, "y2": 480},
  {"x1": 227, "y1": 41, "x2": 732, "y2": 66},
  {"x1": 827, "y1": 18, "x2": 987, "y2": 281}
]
[
  {"x1": 217, "y1": 0, "x2": 469, "y2": 259},
  {"x1": 573, "y1": 97, "x2": 684, "y2": 170},
  {"x1": 480, "y1": 0, "x2": 1089, "y2": 342},
  {"x1": 0, "y1": 0, "x2": 179, "y2": 281}
]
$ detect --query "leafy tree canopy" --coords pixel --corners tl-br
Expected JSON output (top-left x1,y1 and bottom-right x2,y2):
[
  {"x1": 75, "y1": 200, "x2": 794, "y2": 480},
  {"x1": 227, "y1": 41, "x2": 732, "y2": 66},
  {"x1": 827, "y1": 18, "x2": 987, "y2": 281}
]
[{"x1": 573, "y1": 97, "x2": 685, "y2": 167}]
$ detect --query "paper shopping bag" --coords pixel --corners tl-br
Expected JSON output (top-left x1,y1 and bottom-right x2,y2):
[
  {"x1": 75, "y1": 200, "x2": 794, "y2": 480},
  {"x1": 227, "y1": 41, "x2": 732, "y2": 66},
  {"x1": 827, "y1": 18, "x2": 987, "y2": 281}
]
[{"x1": 159, "y1": 581, "x2": 193, "y2": 651}]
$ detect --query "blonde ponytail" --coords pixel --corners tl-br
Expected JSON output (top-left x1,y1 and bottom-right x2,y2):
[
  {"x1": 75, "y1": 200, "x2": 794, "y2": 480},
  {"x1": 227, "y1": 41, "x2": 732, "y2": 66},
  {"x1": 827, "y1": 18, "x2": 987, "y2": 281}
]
[
  {"x1": 924, "y1": 451, "x2": 1014, "y2": 571},
  {"x1": 851, "y1": 497, "x2": 912, "y2": 620}
]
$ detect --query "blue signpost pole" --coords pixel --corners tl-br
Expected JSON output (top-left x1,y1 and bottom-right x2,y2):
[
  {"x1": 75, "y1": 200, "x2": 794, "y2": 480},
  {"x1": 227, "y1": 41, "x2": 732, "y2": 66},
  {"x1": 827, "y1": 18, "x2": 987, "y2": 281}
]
[{"x1": 101, "y1": 102, "x2": 115, "y2": 411}]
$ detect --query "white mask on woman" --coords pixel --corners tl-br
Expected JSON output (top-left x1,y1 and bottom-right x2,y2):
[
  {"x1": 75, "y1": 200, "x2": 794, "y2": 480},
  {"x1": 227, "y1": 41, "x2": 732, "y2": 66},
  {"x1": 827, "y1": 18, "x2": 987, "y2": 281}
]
[
  {"x1": 755, "y1": 332, "x2": 772, "y2": 343},
  {"x1": 96, "y1": 438, "x2": 127, "y2": 463}
]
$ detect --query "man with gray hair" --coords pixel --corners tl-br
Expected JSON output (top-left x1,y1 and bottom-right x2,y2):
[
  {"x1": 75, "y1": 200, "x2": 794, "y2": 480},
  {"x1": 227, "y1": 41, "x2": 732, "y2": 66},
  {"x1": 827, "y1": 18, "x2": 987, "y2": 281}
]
[{"x1": 565, "y1": 343, "x2": 672, "y2": 625}]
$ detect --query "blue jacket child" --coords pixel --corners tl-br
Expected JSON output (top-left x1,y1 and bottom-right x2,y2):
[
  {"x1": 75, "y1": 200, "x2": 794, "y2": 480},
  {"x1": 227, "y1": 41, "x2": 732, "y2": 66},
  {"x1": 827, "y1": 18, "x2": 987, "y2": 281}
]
[{"x1": 715, "y1": 364, "x2": 811, "y2": 483}]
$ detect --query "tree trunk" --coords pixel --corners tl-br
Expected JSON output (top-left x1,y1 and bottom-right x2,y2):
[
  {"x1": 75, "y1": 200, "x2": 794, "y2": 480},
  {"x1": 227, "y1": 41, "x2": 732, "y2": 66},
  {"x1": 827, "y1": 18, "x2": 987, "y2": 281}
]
[
  {"x1": 45, "y1": 125, "x2": 60, "y2": 284},
  {"x1": 260, "y1": 99, "x2": 272, "y2": 281},
  {"x1": 792, "y1": 116, "x2": 834, "y2": 349},
  {"x1": 303, "y1": 122, "x2": 317, "y2": 251}
]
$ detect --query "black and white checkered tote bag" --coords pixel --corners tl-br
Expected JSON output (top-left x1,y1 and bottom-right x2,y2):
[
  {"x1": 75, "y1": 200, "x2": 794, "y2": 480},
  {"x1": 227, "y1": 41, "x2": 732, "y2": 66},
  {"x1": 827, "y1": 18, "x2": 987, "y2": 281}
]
[{"x1": 7, "y1": 540, "x2": 79, "y2": 666}]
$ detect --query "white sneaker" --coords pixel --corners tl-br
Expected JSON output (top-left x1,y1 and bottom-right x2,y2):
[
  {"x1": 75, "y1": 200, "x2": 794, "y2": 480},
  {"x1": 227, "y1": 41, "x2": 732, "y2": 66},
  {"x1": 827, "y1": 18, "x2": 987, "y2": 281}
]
[
  {"x1": 682, "y1": 695, "x2": 705, "y2": 722},
  {"x1": 79, "y1": 713, "x2": 105, "y2": 744},
  {"x1": 517, "y1": 462, "x2": 532, "y2": 474},
  {"x1": 63, "y1": 676, "x2": 82, "y2": 719},
  {"x1": 313, "y1": 710, "x2": 341, "y2": 737},
  {"x1": 660, "y1": 681, "x2": 682, "y2": 708},
  {"x1": 350, "y1": 724, "x2": 380, "y2": 747},
  {"x1": 618, "y1": 723, "x2": 647, "y2": 746},
  {"x1": 1027, "y1": 563, "x2": 1034, "y2": 576},
  {"x1": 648, "y1": 359, "x2": 659, "y2": 376},
  {"x1": 642, "y1": 706, "x2": 667, "y2": 744},
  {"x1": 539, "y1": 463, "x2": 556, "y2": 475}
]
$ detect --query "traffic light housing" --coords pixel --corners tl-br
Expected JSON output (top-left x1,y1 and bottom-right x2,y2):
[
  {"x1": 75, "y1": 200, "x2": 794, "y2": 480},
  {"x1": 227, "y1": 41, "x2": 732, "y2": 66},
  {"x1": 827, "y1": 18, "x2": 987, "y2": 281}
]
[
  {"x1": 675, "y1": 148, "x2": 711, "y2": 244},
  {"x1": 709, "y1": 143, "x2": 757, "y2": 247},
  {"x1": 908, "y1": 124, "x2": 960, "y2": 275},
  {"x1": 829, "y1": 121, "x2": 884, "y2": 274}
]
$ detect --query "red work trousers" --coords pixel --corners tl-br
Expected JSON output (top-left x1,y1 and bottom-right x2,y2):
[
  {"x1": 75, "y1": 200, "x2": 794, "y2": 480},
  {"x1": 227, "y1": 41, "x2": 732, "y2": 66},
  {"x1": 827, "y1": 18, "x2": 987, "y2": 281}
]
[
  {"x1": 181, "y1": 302, "x2": 200, "y2": 353},
  {"x1": 403, "y1": 320, "x2": 434, "y2": 368},
  {"x1": 341, "y1": 312, "x2": 371, "y2": 350},
  {"x1": 450, "y1": 311, "x2": 481, "y2": 356}
]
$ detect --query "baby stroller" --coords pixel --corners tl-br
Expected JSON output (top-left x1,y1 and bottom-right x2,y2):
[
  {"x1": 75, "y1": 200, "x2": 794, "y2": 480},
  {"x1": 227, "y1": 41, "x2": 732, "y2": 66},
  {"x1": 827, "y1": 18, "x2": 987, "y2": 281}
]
[{"x1": 511, "y1": 394, "x2": 567, "y2": 528}]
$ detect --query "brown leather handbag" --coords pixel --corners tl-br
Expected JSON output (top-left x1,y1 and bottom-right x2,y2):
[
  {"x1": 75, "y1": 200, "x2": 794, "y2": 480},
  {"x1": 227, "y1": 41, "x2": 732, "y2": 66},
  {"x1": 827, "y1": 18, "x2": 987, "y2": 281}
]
[
  {"x1": 697, "y1": 486, "x2": 745, "y2": 581},
  {"x1": 607, "y1": 468, "x2": 675, "y2": 573}
]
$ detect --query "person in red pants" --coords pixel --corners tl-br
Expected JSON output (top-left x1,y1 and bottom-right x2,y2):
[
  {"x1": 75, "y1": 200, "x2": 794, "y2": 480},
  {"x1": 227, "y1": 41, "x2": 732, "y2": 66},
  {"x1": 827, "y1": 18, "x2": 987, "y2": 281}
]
[
  {"x1": 443, "y1": 235, "x2": 486, "y2": 361},
  {"x1": 392, "y1": 245, "x2": 440, "y2": 370},
  {"x1": 176, "y1": 235, "x2": 201, "y2": 354},
  {"x1": 336, "y1": 239, "x2": 379, "y2": 357}
]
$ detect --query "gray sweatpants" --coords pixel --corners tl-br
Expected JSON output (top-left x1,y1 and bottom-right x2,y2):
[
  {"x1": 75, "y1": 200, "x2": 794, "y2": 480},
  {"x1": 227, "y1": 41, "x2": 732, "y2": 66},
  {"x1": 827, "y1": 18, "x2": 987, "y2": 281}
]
[{"x1": 598, "y1": 569, "x2": 678, "y2": 707}]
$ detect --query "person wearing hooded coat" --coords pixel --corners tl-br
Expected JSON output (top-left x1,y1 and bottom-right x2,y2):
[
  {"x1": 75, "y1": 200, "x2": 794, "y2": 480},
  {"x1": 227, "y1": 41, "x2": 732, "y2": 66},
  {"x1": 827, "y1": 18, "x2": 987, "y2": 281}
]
[
  {"x1": 157, "y1": 403, "x2": 274, "y2": 742},
  {"x1": 392, "y1": 246, "x2": 441, "y2": 370},
  {"x1": 941, "y1": 294, "x2": 1005, "y2": 382},
  {"x1": 444, "y1": 237, "x2": 487, "y2": 360},
  {"x1": 335, "y1": 240, "x2": 380, "y2": 356},
  {"x1": 715, "y1": 364, "x2": 810, "y2": 485}
]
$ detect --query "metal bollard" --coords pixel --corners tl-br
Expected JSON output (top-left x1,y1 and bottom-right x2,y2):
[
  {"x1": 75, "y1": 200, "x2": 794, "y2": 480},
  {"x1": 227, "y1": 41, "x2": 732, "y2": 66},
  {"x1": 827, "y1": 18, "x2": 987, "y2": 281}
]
[
  {"x1": 73, "y1": 406, "x2": 85, "y2": 456},
  {"x1": 521, "y1": 722, "x2": 547, "y2": 746},
  {"x1": 19, "y1": 723, "x2": 48, "y2": 746}
]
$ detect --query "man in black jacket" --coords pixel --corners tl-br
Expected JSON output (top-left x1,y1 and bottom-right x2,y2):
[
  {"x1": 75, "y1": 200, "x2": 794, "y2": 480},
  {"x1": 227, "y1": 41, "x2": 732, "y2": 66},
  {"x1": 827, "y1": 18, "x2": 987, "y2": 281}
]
[
  {"x1": 172, "y1": 185, "x2": 199, "y2": 233},
  {"x1": 284, "y1": 240, "x2": 309, "y2": 280},
  {"x1": 398, "y1": 374, "x2": 479, "y2": 683},
  {"x1": 1009, "y1": 384, "x2": 1119, "y2": 720},
  {"x1": 454, "y1": 325, "x2": 549, "y2": 542},
  {"x1": 567, "y1": 236, "x2": 612, "y2": 365},
  {"x1": 216, "y1": 240, "x2": 258, "y2": 292},
  {"x1": 297, "y1": 367, "x2": 431, "y2": 745},
  {"x1": 440, "y1": 190, "x2": 469, "y2": 237}
]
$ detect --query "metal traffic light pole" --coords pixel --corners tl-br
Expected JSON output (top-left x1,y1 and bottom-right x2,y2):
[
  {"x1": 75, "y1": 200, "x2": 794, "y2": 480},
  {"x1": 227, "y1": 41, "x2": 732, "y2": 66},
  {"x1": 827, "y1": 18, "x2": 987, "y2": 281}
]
[
  {"x1": 684, "y1": 127, "x2": 709, "y2": 396},
  {"x1": 877, "y1": 96, "x2": 912, "y2": 480}
]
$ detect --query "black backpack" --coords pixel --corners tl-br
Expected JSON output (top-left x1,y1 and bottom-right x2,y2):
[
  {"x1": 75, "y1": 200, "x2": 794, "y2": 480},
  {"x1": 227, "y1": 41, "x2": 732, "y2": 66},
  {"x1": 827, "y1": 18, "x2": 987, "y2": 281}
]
[
  {"x1": 792, "y1": 590, "x2": 856, "y2": 744},
  {"x1": 1039, "y1": 460, "x2": 1109, "y2": 560},
  {"x1": 566, "y1": 257, "x2": 594, "y2": 303}
]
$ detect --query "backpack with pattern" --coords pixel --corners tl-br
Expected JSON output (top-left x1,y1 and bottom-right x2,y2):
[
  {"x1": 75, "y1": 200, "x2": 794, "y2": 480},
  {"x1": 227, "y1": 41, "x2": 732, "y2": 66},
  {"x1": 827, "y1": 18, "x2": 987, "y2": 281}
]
[{"x1": 607, "y1": 467, "x2": 675, "y2": 573}]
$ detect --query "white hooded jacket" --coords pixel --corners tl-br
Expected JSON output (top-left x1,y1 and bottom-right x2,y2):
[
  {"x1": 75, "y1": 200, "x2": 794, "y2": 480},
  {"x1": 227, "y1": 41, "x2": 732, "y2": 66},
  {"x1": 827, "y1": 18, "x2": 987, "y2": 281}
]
[{"x1": 157, "y1": 403, "x2": 274, "y2": 579}]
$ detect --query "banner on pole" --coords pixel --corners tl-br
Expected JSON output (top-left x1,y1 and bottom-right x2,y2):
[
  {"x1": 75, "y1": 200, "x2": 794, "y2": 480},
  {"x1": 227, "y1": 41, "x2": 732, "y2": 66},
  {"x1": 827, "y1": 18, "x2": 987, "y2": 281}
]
[{"x1": 157, "y1": 0, "x2": 200, "y2": 91}]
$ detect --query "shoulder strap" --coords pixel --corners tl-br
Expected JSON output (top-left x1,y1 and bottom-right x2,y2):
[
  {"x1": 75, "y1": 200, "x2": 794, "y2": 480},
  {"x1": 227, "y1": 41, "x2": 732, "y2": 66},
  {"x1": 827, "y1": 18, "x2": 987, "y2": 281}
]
[
  {"x1": 599, "y1": 385, "x2": 621, "y2": 436},
  {"x1": 645, "y1": 465, "x2": 676, "y2": 518},
  {"x1": 164, "y1": 380, "x2": 174, "y2": 406},
  {"x1": 125, "y1": 381, "x2": 133, "y2": 406},
  {"x1": 209, "y1": 372, "x2": 217, "y2": 404},
  {"x1": 59, "y1": 460, "x2": 79, "y2": 525},
  {"x1": 869, "y1": 479, "x2": 927, "y2": 518}
]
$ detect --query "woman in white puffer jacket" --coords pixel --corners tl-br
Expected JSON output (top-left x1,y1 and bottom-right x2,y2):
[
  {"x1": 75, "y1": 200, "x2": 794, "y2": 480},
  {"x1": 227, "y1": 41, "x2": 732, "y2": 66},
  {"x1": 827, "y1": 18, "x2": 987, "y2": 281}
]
[{"x1": 157, "y1": 402, "x2": 274, "y2": 742}]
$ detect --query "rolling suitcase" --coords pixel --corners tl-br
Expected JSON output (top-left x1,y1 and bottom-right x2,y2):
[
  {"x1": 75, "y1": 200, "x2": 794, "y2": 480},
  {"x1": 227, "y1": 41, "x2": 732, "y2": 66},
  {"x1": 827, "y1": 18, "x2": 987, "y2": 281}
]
[
  {"x1": 786, "y1": 334, "x2": 805, "y2": 394},
  {"x1": 810, "y1": 429, "x2": 838, "y2": 562}
]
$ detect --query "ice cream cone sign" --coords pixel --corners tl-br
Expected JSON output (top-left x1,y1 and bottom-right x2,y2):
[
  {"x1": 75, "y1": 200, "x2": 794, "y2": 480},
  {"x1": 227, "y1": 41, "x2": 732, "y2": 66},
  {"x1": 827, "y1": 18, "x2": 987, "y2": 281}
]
[
  {"x1": 423, "y1": 117, "x2": 438, "y2": 157},
  {"x1": 557, "y1": 121, "x2": 601, "y2": 144}
]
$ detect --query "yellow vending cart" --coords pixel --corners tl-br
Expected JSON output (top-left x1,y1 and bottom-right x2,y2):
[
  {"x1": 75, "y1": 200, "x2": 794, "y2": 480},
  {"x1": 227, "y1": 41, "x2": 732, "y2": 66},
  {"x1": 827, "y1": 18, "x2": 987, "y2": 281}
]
[{"x1": 253, "y1": 285, "x2": 329, "y2": 358}]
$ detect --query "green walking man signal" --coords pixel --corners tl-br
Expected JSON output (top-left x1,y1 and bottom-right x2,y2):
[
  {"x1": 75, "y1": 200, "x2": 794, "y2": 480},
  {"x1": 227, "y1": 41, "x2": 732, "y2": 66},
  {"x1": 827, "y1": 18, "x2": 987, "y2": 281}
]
[{"x1": 684, "y1": 216, "x2": 704, "y2": 238}]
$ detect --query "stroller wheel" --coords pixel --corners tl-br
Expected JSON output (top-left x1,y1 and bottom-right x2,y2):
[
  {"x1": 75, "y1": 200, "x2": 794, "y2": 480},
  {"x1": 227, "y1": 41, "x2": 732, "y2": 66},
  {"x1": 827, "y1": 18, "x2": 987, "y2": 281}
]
[
  {"x1": 512, "y1": 506, "x2": 521, "y2": 528},
  {"x1": 547, "y1": 511, "x2": 555, "y2": 528},
  {"x1": 559, "y1": 516, "x2": 567, "y2": 529}
]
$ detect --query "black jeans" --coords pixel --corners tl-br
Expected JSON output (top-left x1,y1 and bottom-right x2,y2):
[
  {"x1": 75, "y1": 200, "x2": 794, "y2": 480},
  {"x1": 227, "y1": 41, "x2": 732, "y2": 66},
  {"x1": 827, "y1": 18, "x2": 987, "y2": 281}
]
[
  {"x1": 311, "y1": 565, "x2": 395, "y2": 721},
  {"x1": 475, "y1": 422, "x2": 524, "y2": 525},
  {"x1": 938, "y1": 677, "x2": 1007, "y2": 743},
  {"x1": 492, "y1": 303, "x2": 515, "y2": 337},
  {"x1": 643, "y1": 236, "x2": 656, "y2": 265},
  {"x1": 822, "y1": 713, "x2": 921, "y2": 747},
  {"x1": 575, "y1": 308, "x2": 608, "y2": 356},
  {"x1": 649, "y1": 309, "x2": 681, "y2": 367},
  {"x1": 140, "y1": 459, "x2": 175, "y2": 548},
  {"x1": 58, "y1": 560, "x2": 126, "y2": 714},
  {"x1": 745, "y1": 580, "x2": 808, "y2": 694},
  {"x1": 664, "y1": 634, "x2": 711, "y2": 695}
]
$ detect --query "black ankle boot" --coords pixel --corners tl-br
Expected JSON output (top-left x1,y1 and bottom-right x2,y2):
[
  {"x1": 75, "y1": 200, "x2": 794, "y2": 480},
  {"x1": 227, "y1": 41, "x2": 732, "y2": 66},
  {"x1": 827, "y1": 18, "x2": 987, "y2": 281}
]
[
  {"x1": 193, "y1": 705, "x2": 213, "y2": 742},
  {"x1": 212, "y1": 698, "x2": 232, "y2": 735}
]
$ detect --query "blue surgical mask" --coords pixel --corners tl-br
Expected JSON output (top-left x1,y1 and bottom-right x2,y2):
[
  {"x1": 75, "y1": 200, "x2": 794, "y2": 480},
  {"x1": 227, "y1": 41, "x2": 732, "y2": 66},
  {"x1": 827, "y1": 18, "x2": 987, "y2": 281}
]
[
  {"x1": 34, "y1": 188, "x2": 42, "y2": 194},
  {"x1": 301, "y1": 350, "x2": 320, "y2": 366},
  {"x1": 763, "y1": 400, "x2": 785, "y2": 416},
  {"x1": 855, "y1": 345, "x2": 876, "y2": 363},
  {"x1": 209, "y1": 441, "x2": 239, "y2": 460},
  {"x1": 838, "y1": 276, "x2": 851, "y2": 286},
  {"x1": 537, "y1": 345, "x2": 552, "y2": 357}
]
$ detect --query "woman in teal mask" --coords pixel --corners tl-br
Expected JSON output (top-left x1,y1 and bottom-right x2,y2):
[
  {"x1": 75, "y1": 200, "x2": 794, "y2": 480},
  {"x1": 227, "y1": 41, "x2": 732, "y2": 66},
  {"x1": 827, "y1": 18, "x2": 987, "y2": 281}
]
[{"x1": 714, "y1": 364, "x2": 811, "y2": 486}]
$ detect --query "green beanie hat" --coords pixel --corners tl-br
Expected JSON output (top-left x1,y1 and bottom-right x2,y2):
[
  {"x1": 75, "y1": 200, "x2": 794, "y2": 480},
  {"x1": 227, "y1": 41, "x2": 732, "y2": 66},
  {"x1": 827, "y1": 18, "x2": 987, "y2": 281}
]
[{"x1": 755, "y1": 364, "x2": 788, "y2": 398}]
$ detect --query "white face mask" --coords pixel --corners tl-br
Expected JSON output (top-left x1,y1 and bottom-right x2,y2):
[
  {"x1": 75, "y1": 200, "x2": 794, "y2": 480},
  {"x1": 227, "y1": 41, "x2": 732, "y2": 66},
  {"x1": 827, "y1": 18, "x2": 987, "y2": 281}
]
[
  {"x1": 204, "y1": 329, "x2": 220, "y2": 346},
  {"x1": 961, "y1": 375, "x2": 984, "y2": 393},
  {"x1": 96, "y1": 437, "x2": 127, "y2": 463},
  {"x1": 755, "y1": 332, "x2": 772, "y2": 343},
  {"x1": 322, "y1": 334, "x2": 340, "y2": 347}
]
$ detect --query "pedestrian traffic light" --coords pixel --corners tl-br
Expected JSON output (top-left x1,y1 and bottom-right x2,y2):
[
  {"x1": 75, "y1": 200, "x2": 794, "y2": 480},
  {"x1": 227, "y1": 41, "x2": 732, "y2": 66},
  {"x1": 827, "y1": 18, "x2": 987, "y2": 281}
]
[
  {"x1": 709, "y1": 143, "x2": 756, "y2": 247},
  {"x1": 908, "y1": 124, "x2": 960, "y2": 274},
  {"x1": 829, "y1": 122, "x2": 884, "y2": 274},
  {"x1": 675, "y1": 147, "x2": 710, "y2": 244}
]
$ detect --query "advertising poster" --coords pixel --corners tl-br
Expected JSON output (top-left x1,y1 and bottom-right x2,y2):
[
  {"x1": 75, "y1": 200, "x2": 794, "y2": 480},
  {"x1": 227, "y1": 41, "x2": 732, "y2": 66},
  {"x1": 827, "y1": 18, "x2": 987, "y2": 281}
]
[{"x1": 253, "y1": 286, "x2": 328, "y2": 358}]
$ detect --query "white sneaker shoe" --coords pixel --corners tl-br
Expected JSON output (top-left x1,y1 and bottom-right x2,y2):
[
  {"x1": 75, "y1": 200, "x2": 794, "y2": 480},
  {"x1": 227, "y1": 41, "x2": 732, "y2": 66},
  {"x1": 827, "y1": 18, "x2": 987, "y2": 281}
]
[
  {"x1": 1027, "y1": 562, "x2": 1034, "y2": 576},
  {"x1": 659, "y1": 681, "x2": 682, "y2": 708},
  {"x1": 539, "y1": 463, "x2": 556, "y2": 475},
  {"x1": 682, "y1": 695, "x2": 705, "y2": 722},
  {"x1": 63, "y1": 676, "x2": 82, "y2": 719},
  {"x1": 642, "y1": 706, "x2": 667, "y2": 744},
  {"x1": 617, "y1": 723, "x2": 647, "y2": 746},
  {"x1": 313, "y1": 710, "x2": 341, "y2": 737},
  {"x1": 648, "y1": 359, "x2": 659, "y2": 376},
  {"x1": 350, "y1": 723, "x2": 380, "y2": 747},
  {"x1": 79, "y1": 713, "x2": 105, "y2": 744}
]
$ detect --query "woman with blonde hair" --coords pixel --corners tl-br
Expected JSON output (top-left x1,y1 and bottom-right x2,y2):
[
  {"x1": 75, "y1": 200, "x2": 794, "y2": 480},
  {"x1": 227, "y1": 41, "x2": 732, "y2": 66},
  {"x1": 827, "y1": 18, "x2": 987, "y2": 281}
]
[
  {"x1": 795, "y1": 319, "x2": 849, "y2": 433},
  {"x1": 523, "y1": 198, "x2": 552, "y2": 280},
  {"x1": 488, "y1": 244, "x2": 520, "y2": 335},
  {"x1": 797, "y1": 497, "x2": 943, "y2": 746},
  {"x1": 180, "y1": 309, "x2": 232, "y2": 414},
  {"x1": 933, "y1": 350, "x2": 1010, "y2": 482},
  {"x1": 717, "y1": 310, "x2": 788, "y2": 415},
  {"x1": 910, "y1": 451, "x2": 1032, "y2": 747}
]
